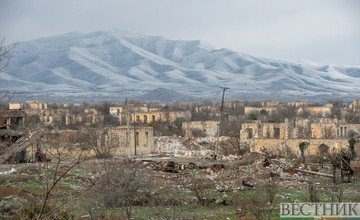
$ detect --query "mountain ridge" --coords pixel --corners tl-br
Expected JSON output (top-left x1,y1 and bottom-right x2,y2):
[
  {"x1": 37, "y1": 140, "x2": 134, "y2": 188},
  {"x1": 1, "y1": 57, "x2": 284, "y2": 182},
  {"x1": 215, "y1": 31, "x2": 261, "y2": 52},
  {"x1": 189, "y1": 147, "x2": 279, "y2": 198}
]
[{"x1": 1, "y1": 30, "x2": 359, "y2": 102}]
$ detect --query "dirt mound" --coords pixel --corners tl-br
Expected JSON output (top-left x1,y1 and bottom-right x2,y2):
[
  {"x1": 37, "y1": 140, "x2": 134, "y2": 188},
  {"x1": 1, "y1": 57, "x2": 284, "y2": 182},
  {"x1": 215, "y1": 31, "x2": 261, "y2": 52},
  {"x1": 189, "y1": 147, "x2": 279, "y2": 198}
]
[{"x1": 0, "y1": 186, "x2": 31, "y2": 199}]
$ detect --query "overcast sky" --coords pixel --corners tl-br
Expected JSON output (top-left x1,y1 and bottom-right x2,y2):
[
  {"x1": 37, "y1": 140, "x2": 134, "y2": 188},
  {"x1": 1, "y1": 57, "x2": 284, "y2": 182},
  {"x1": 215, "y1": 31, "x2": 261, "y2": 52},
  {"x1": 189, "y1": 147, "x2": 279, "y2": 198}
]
[{"x1": 0, "y1": 0, "x2": 359, "y2": 65}]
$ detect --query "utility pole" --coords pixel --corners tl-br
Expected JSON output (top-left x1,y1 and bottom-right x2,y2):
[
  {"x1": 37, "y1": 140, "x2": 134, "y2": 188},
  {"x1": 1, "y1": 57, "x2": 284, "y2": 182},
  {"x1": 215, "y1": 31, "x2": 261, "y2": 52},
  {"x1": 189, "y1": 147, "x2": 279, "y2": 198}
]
[
  {"x1": 215, "y1": 87, "x2": 229, "y2": 157},
  {"x1": 124, "y1": 98, "x2": 130, "y2": 149}
]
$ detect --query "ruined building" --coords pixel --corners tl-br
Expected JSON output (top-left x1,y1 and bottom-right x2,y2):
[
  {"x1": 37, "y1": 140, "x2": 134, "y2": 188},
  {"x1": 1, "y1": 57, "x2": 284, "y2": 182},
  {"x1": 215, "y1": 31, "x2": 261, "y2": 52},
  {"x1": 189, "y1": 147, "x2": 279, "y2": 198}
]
[
  {"x1": 298, "y1": 103, "x2": 333, "y2": 117},
  {"x1": 110, "y1": 106, "x2": 191, "y2": 124},
  {"x1": 182, "y1": 121, "x2": 218, "y2": 138},
  {"x1": 104, "y1": 126, "x2": 154, "y2": 156},
  {"x1": 240, "y1": 118, "x2": 360, "y2": 155}
]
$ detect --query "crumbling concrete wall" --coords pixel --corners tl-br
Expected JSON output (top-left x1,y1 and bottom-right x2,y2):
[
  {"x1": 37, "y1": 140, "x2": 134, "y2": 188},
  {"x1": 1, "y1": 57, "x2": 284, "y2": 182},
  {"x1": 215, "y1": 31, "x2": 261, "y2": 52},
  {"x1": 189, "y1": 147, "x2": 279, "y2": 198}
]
[
  {"x1": 240, "y1": 120, "x2": 292, "y2": 140},
  {"x1": 118, "y1": 111, "x2": 191, "y2": 124},
  {"x1": 310, "y1": 118, "x2": 360, "y2": 139},
  {"x1": 24, "y1": 126, "x2": 155, "y2": 160},
  {"x1": 182, "y1": 121, "x2": 218, "y2": 137},
  {"x1": 110, "y1": 107, "x2": 124, "y2": 116},
  {"x1": 106, "y1": 126, "x2": 154, "y2": 156}
]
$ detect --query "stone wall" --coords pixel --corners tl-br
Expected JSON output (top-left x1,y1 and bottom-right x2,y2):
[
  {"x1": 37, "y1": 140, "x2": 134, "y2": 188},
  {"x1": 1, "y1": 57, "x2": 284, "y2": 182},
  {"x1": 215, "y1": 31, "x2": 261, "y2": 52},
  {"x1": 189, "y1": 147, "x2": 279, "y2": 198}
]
[
  {"x1": 241, "y1": 118, "x2": 360, "y2": 140},
  {"x1": 9, "y1": 103, "x2": 21, "y2": 110},
  {"x1": 118, "y1": 111, "x2": 191, "y2": 124},
  {"x1": 26, "y1": 127, "x2": 155, "y2": 160},
  {"x1": 106, "y1": 126, "x2": 154, "y2": 156},
  {"x1": 240, "y1": 120, "x2": 292, "y2": 140},
  {"x1": 182, "y1": 121, "x2": 218, "y2": 137},
  {"x1": 250, "y1": 138, "x2": 350, "y2": 155},
  {"x1": 110, "y1": 107, "x2": 124, "y2": 116}
]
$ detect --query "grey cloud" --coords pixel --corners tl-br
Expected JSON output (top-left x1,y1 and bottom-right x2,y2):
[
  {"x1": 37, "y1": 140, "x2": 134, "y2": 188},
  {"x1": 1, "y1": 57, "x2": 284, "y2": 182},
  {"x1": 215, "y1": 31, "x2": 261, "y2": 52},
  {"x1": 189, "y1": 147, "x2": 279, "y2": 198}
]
[{"x1": 0, "y1": 0, "x2": 359, "y2": 65}]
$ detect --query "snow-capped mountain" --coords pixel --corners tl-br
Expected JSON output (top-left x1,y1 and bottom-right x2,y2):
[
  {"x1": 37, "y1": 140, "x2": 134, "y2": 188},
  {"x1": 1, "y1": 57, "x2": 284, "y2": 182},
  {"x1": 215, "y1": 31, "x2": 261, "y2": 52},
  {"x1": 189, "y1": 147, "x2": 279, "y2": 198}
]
[{"x1": 1, "y1": 30, "x2": 359, "y2": 102}]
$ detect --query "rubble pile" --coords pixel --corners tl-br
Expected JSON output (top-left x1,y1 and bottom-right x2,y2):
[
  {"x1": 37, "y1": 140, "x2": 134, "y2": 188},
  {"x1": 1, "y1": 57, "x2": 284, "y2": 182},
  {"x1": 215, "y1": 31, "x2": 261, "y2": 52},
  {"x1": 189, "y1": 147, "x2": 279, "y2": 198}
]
[
  {"x1": 155, "y1": 136, "x2": 219, "y2": 156},
  {"x1": 154, "y1": 136, "x2": 188, "y2": 155}
]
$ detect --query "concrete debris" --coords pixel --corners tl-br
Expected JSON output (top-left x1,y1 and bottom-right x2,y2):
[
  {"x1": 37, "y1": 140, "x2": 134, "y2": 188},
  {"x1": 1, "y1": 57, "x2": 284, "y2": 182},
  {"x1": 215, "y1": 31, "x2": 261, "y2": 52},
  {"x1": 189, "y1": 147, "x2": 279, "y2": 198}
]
[
  {"x1": 215, "y1": 183, "x2": 230, "y2": 192},
  {"x1": 154, "y1": 136, "x2": 187, "y2": 155},
  {"x1": 154, "y1": 136, "x2": 230, "y2": 157},
  {"x1": 0, "y1": 168, "x2": 16, "y2": 175}
]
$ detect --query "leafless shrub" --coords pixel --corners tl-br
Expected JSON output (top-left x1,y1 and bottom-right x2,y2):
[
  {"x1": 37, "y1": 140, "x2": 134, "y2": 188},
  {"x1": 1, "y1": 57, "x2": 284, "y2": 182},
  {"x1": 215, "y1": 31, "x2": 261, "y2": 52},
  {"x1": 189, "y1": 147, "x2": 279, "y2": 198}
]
[
  {"x1": 92, "y1": 160, "x2": 156, "y2": 219},
  {"x1": 180, "y1": 173, "x2": 215, "y2": 206},
  {"x1": 275, "y1": 142, "x2": 296, "y2": 159},
  {"x1": 32, "y1": 129, "x2": 89, "y2": 219},
  {"x1": 328, "y1": 185, "x2": 343, "y2": 202},
  {"x1": 234, "y1": 180, "x2": 278, "y2": 220},
  {"x1": 152, "y1": 187, "x2": 185, "y2": 220},
  {"x1": 308, "y1": 182, "x2": 320, "y2": 202},
  {"x1": 77, "y1": 128, "x2": 115, "y2": 158}
]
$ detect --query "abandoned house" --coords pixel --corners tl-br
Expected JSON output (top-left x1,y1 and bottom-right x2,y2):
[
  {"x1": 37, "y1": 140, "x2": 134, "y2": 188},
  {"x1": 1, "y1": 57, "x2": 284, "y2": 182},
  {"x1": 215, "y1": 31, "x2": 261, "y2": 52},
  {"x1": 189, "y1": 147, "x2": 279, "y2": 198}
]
[
  {"x1": 296, "y1": 103, "x2": 333, "y2": 117},
  {"x1": 26, "y1": 100, "x2": 48, "y2": 110},
  {"x1": 182, "y1": 121, "x2": 218, "y2": 137},
  {"x1": 111, "y1": 108, "x2": 191, "y2": 125},
  {"x1": 103, "y1": 126, "x2": 154, "y2": 156},
  {"x1": 0, "y1": 125, "x2": 155, "y2": 163}
]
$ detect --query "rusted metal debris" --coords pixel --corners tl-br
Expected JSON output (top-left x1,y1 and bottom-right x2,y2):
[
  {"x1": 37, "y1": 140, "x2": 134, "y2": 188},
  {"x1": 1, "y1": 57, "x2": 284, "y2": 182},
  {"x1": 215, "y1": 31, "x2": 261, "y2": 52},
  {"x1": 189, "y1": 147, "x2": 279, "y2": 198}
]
[{"x1": 211, "y1": 163, "x2": 225, "y2": 172}]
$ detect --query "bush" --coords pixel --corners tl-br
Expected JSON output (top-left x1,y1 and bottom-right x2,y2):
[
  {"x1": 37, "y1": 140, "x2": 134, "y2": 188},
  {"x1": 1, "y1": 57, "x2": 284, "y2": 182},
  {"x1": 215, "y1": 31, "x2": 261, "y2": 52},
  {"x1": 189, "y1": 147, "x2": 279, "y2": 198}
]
[
  {"x1": 248, "y1": 114, "x2": 257, "y2": 121},
  {"x1": 348, "y1": 138, "x2": 356, "y2": 158}
]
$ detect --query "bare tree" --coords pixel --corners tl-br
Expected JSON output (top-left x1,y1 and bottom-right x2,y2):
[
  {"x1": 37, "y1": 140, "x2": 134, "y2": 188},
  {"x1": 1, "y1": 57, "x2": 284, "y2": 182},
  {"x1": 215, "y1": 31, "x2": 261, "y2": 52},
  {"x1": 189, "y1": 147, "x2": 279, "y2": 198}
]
[
  {"x1": 323, "y1": 126, "x2": 335, "y2": 139},
  {"x1": 0, "y1": 38, "x2": 16, "y2": 72},
  {"x1": 92, "y1": 160, "x2": 155, "y2": 219},
  {"x1": 35, "y1": 129, "x2": 88, "y2": 219},
  {"x1": 0, "y1": 38, "x2": 17, "y2": 129},
  {"x1": 78, "y1": 128, "x2": 115, "y2": 158},
  {"x1": 235, "y1": 180, "x2": 278, "y2": 220},
  {"x1": 181, "y1": 173, "x2": 215, "y2": 206}
]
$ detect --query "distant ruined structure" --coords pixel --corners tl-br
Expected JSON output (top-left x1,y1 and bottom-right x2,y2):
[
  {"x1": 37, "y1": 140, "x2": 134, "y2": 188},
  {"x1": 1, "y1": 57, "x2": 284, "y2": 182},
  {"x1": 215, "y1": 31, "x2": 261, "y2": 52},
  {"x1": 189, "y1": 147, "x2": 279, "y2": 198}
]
[
  {"x1": 110, "y1": 105, "x2": 191, "y2": 124},
  {"x1": 103, "y1": 126, "x2": 154, "y2": 156},
  {"x1": 4, "y1": 101, "x2": 105, "y2": 126},
  {"x1": 241, "y1": 118, "x2": 360, "y2": 155},
  {"x1": 182, "y1": 121, "x2": 218, "y2": 138}
]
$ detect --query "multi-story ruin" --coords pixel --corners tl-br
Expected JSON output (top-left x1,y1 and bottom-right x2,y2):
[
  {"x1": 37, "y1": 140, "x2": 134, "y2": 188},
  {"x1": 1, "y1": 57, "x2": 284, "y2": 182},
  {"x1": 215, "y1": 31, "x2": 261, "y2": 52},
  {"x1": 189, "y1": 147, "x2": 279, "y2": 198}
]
[
  {"x1": 1, "y1": 101, "x2": 105, "y2": 127},
  {"x1": 298, "y1": 103, "x2": 333, "y2": 117},
  {"x1": 110, "y1": 106, "x2": 191, "y2": 124},
  {"x1": 26, "y1": 100, "x2": 48, "y2": 110},
  {"x1": 240, "y1": 118, "x2": 360, "y2": 155}
]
